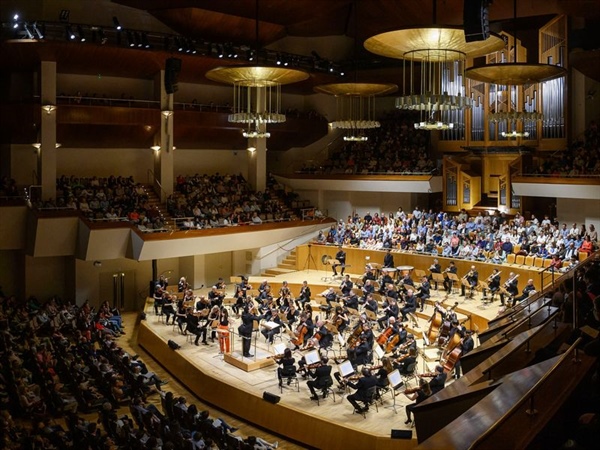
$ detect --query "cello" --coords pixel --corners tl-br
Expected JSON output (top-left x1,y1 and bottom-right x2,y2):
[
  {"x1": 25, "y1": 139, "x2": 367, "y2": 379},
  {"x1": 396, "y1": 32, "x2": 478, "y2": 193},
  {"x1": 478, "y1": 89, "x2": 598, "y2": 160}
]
[
  {"x1": 376, "y1": 326, "x2": 394, "y2": 347},
  {"x1": 291, "y1": 322, "x2": 307, "y2": 347},
  {"x1": 425, "y1": 304, "x2": 443, "y2": 346},
  {"x1": 437, "y1": 302, "x2": 458, "y2": 347},
  {"x1": 441, "y1": 339, "x2": 463, "y2": 373}
]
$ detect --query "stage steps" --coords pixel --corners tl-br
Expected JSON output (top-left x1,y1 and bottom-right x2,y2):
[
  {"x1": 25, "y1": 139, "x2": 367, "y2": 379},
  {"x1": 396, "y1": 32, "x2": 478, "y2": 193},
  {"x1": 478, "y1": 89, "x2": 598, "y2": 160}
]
[{"x1": 260, "y1": 250, "x2": 297, "y2": 277}]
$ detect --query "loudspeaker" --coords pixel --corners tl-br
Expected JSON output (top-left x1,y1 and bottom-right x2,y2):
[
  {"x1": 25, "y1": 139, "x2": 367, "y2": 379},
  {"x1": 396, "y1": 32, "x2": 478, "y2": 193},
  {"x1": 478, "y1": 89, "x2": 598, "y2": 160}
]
[
  {"x1": 165, "y1": 57, "x2": 182, "y2": 94},
  {"x1": 168, "y1": 339, "x2": 181, "y2": 350},
  {"x1": 391, "y1": 429, "x2": 413, "y2": 440},
  {"x1": 463, "y1": 0, "x2": 490, "y2": 43},
  {"x1": 262, "y1": 392, "x2": 280, "y2": 404}
]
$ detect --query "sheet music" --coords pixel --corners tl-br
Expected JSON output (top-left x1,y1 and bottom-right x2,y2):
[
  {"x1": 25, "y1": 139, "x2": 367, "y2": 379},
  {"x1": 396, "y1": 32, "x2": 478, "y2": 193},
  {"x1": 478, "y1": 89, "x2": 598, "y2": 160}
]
[
  {"x1": 373, "y1": 345, "x2": 384, "y2": 359},
  {"x1": 263, "y1": 321, "x2": 280, "y2": 330},
  {"x1": 387, "y1": 369, "x2": 402, "y2": 389},
  {"x1": 339, "y1": 360, "x2": 355, "y2": 378},
  {"x1": 304, "y1": 350, "x2": 320, "y2": 365},
  {"x1": 338, "y1": 333, "x2": 346, "y2": 346},
  {"x1": 273, "y1": 343, "x2": 287, "y2": 355}
]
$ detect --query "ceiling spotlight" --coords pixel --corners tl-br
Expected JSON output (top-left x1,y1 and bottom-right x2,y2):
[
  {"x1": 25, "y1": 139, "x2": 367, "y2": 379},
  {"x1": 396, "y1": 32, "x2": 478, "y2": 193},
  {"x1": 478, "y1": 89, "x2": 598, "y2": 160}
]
[
  {"x1": 23, "y1": 23, "x2": 34, "y2": 39},
  {"x1": 174, "y1": 37, "x2": 183, "y2": 52},
  {"x1": 12, "y1": 13, "x2": 19, "y2": 28},
  {"x1": 98, "y1": 28, "x2": 106, "y2": 44},
  {"x1": 141, "y1": 33, "x2": 150, "y2": 48},
  {"x1": 77, "y1": 25, "x2": 86, "y2": 42},
  {"x1": 127, "y1": 31, "x2": 135, "y2": 47},
  {"x1": 217, "y1": 45, "x2": 224, "y2": 58},
  {"x1": 112, "y1": 16, "x2": 122, "y2": 31},
  {"x1": 66, "y1": 25, "x2": 76, "y2": 40}
]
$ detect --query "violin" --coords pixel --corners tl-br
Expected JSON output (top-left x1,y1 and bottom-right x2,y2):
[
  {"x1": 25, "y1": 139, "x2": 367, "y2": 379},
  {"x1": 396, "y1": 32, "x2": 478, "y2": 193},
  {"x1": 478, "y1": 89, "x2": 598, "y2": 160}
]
[{"x1": 403, "y1": 385, "x2": 422, "y2": 395}]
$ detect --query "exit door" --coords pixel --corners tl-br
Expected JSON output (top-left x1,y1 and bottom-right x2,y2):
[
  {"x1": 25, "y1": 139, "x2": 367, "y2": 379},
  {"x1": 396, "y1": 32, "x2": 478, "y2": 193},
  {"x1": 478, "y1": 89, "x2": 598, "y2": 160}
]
[{"x1": 99, "y1": 270, "x2": 136, "y2": 311}]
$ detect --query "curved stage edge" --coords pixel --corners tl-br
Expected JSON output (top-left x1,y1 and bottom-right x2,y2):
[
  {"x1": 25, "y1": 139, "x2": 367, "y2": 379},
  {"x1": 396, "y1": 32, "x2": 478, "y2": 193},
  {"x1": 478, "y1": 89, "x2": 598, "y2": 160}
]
[{"x1": 138, "y1": 321, "x2": 415, "y2": 450}]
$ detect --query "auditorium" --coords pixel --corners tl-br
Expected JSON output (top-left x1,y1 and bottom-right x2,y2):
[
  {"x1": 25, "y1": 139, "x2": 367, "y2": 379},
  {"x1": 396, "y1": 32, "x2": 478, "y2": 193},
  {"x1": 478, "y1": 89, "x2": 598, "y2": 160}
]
[{"x1": 1, "y1": 1, "x2": 599, "y2": 449}]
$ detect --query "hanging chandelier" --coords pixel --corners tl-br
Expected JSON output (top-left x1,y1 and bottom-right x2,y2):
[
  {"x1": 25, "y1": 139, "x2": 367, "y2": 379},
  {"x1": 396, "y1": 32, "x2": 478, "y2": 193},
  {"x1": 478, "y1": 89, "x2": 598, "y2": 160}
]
[
  {"x1": 314, "y1": 83, "x2": 397, "y2": 142},
  {"x1": 206, "y1": 65, "x2": 308, "y2": 138},
  {"x1": 204, "y1": 1, "x2": 308, "y2": 139},
  {"x1": 365, "y1": 26, "x2": 504, "y2": 131}
]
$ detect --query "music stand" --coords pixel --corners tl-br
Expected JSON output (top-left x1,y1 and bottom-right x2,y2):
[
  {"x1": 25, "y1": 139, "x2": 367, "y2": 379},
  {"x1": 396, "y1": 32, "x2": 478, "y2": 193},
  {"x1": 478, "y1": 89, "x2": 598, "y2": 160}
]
[
  {"x1": 385, "y1": 369, "x2": 404, "y2": 413},
  {"x1": 431, "y1": 273, "x2": 445, "y2": 296},
  {"x1": 478, "y1": 281, "x2": 491, "y2": 308},
  {"x1": 304, "y1": 350, "x2": 320, "y2": 366},
  {"x1": 447, "y1": 273, "x2": 460, "y2": 295}
]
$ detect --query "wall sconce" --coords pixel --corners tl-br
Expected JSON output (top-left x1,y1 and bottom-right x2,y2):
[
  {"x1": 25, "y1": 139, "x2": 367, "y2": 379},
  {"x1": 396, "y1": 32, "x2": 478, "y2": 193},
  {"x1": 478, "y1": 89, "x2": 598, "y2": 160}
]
[
  {"x1": 55, "y1": 143, "x2": 62, "y2": 148},
  {"x1": 42, "y1": 104, "x2": 56, "y2": 114},
  {"x1": 150, "y1": 145, "x2": 161, "y2": 152},
  {"x1": 32, "y1": 143, "x2": 41, "y2": 149},
  {"x1": 161, "y1": 110, "x2": 173, "y2": 118},
  {"x1": 247, "y1": 146, "x2": 256, "y2": 153}
]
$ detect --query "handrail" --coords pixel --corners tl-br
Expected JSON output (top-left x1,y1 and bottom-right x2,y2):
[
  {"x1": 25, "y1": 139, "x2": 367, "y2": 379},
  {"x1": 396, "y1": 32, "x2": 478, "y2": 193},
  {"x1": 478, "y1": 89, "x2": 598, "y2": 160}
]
[
  {"x1": 147, "y1": 169, "x2": 169, "y2": 201},
  {"x1": 467, "y1": 337, "x2": 583, "y2": 450},
  {"x1": 516, "y1": 172, "x2": 600, "y2": 179},
  {"x1": 293, "y1": 169, "x2": 437, "y2": 176}
]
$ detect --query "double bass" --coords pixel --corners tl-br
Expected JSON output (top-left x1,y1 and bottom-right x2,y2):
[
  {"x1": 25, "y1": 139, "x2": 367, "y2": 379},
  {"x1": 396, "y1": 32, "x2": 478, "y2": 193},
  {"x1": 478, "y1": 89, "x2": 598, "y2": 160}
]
[
  {"x1": 437, "y1": 302, "x2": 458, "y2": 347},
  {"x1": 442, "y1": 338, "x2": 463, "y2": 373},
  {"x1": 425, "y1": 305, "x2": 444, "y2": 346}
]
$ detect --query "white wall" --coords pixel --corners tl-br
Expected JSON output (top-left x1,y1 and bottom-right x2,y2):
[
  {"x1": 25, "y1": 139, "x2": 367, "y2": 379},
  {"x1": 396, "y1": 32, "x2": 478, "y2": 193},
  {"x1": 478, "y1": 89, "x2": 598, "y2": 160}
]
[{"x1": 556, "y1": 198, "x2": 600, "y2": 233}]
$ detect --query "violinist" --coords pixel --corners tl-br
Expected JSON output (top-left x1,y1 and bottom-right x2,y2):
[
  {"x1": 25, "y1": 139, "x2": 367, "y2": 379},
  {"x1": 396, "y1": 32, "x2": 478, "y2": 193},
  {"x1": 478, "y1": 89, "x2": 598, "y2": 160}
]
[
  {"x1": 346, "y1": 367, "x2": 377, "y2": 414},
  {"x1": 347, "y1": 332, "x2": 370, "y2": 367},
  {"x1": 374, "y1": 357, "x2": 394, "y2": 388},
  {"x1": 404, "y1": 378, "x2": 432, "y2": 425},
  {"x1": 208, "y1": 285, "x2": 225, "y2": 308},
  {"x1": 257, "y1": 279, "x2": 270, "y2": 297},
  {"x1": 217, "y1": 308, "x2": 231, "y2": 353},
  {"x1": 400, "y1": 289, "x2": 417, "y2": 322},
  {"x1": 161, "y1": 294, "x2": 176, "y2": 325},
  {"x1": 178, "y1": 276, "x2": 188, "y2": 293},
  {"x1": 231, "y1": 288, "x2": 246, "y2": 316},
  {"x1": 394, "y1": 347, "x2": 417, "y2": 375},
  {"x1": 175, "y1": 299, "x2": 188, "y2": 335},
  {"x1": 421, "y1": 365, "x2": 447, "y2": 394},
  {"x1": 377, "y1": 298, "x2": 399, "y2": 331},
  {"x1": 261, "y1": 308, "x2": 282, "y2": 344},
  {"x1": 186, "y1": 307, "x2": 208, "y2": 346},
  {"x1": 415, "y1": 276, "x2": 431, "y2": 312},
  {"x1": 296, "y1": 280, "x2": 311, "y2": 309},
  {"x1": 340, "y1": 274, "x2": 353, "y2": 296},
  {"x1": 321, "y1": 287, "x2": 337, "y2": 312},
  {"x1": 256, "y1": 285, "x2": 273, "y2": 306},
  {"x1": 443, "y1": 261, "x2": 458, "y2": 294},
  {"x1": 343, "y1": 292, "x2": 359, "y2": 311},
  {"x1": 307, "y1": 355, "x2": 333, "y2": 401},
  {"x1": 183, "y1": 288, "x2": 195, "y2": 305},
  {"x1": 195, "y1": 295, "x2": 210, "y2": 315},
  {"x1": 453, "y1": 330, "x2": 474, "y2": 379},
  {"x1": 207, "y1": 305, "x2": 221, "y2": 342},
  {"x1": 460, "y1": 265, "x2": 479, "y2": 298},
  {"x1": 276, "y1": 348, "x2": 297, "y2": 387},
  {"x1": 153, "y1": 285, "x2": 165, "y2": 315}
]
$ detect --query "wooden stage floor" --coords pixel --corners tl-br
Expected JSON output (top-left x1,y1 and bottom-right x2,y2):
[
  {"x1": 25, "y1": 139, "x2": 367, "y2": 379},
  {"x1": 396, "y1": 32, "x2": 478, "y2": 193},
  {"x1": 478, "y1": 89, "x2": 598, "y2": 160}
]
[{"x1": 138, "y1": 269, "x2": 501, "y2": 450}]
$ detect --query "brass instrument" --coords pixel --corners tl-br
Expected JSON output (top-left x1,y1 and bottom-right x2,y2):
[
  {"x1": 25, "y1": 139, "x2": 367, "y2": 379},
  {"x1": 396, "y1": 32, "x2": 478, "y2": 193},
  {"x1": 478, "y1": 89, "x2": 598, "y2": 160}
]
[
  {"x1": 503, "y1": 273, "x2": 519, "y2": 288},
  {"x1": 486, "y1": 271, "x2": 502, "y2": 283}
]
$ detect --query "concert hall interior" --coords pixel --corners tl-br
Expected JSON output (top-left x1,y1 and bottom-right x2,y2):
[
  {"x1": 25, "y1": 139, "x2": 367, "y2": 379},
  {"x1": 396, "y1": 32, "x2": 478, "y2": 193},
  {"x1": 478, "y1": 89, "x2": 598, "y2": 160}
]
[{"x1": 1, "y1": 1, "x2": 600, "y2": 449}]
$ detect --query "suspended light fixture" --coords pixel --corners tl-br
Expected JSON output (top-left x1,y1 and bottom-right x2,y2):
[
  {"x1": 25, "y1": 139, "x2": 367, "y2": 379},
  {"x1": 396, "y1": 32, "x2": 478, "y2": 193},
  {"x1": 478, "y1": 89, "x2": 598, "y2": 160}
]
[
  {"x1": 315, "y1": 83, "x2": 397, "y2": 142},
  {"x1": 365, "y1": 0, "x2": 504, "y2": 131},
  {"x1": 315, "y1": 0, "x2": 396, "y2": 143},
  {"x1": 205, "y1": 1, "x2": 307, "y2": 138}
]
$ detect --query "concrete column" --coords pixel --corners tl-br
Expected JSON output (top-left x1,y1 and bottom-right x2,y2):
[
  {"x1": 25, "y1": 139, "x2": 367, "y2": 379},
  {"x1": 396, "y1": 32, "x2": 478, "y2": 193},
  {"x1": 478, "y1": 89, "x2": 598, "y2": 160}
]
[
  {"x1": 39, "y1": 61, "x2": 57, "y2": 201},
  {"x1": 153, "y1": 70, "x2": 174, "y2": 202}
]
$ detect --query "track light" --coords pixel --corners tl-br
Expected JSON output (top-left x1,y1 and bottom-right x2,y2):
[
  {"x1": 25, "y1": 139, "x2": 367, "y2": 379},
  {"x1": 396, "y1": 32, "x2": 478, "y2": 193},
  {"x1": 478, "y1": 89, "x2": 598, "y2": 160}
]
[
  {"x1": 276, "y1": 53, "x2": 282, "y2": 65},
  {"x1": 23, "y1": 23, "x2": 34, "y2": 39},
  {"x1": 112, "y1": 16, "x2": 122, "y2": 31},
  {"x1": 217, "y1": 45, "x2": 224, "y2": 58},
  {"x1": 77, "y1": 25, "x2": 86, "y2": 42},
  {"x1": 163, "y1": 36, "x2": 171, "y2": 51},
  {"x1": 66, "y1": 25, "x2": 76, "y2": 40},
  {"x1": 141, "y1": 33, "x2": 150, "y2": 48},
  {"x1": 174, "y1": 37, "x2": 183, "y2": 52},
  {"x1": 135, "y1": 32, "x2": 142, "y2": 47},
  {"x1": 247, "y1": 49, "x2": 255, "y2": 61},
  {"x1": 33, "y1": 22, "x2": 44, "y2": 39},
  {"x1": 127, "y1": 31, "x2": 134, "y2": 47},
  {"x1": 12, "y1": 14, "x2": 19, "y2": 29}
]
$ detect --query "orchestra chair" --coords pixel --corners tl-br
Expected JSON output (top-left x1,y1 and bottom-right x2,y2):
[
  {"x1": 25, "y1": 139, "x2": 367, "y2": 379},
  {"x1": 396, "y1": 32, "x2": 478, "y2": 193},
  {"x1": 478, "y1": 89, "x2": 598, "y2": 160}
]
[
  {"x1": 400, "y1": 362, "x2": 419, "y2": 387},
  {"x1": 478, "y1": 281, "x2": 492, "y2": 307},
  {"x1": 314, "y1": 378, "x2": 336, "y2": 406},
  {"x1": 279, "y1": 371, "x2": 300, "y2": 394},
  {"x1": 353, "y1": 386, "x2": 379, "y2": 418}
]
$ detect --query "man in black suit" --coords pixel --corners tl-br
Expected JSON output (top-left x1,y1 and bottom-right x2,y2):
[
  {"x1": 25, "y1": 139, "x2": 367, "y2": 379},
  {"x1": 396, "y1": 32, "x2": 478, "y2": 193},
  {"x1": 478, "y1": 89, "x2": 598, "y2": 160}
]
[
  {"x1": 416, "y1": 276, "x2": 431, "y2": 312},
  {"x1": 185, "y1": 308, "x2": 208, "y2": 346},
  {"x1": 427, "y1": 365, "x2": 447, "y2": 394},
  {"x1": 383, "y1": 249, "x2": 395, "y2": 268},
  {"x1": 454, "y1": 330, "x2": 475, "y2": 379},
  {"x1": 512, "y1": 278, "x2": 536, "y2": 307},
  {"x1": 332, "y1": 246, "x2": 346, "y2": 276},
  {"x1": 460, "y1": 265, "x2": 479, "y2": 298},
  {"x1": 307, "y1": 356, "x2": 333, "y2": 400},
  {"x1": 400, "y1": 289, "x2": 417, "y2": 322},
  {"x1": 238, "y1": 306, "x2": 263, "y2": 357},
  {"x1": 347, "y1": 333, "x2": 370, "y2": 368},
  {"x1": 443, "y1": 261, "x2": 458, "y2": 294},
  {"x1": 340, "y1": 275, "x2": 353, "y2": 295},
  {"x1": 346, "y1": 367, "x2": 378, "y2": 413}
]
